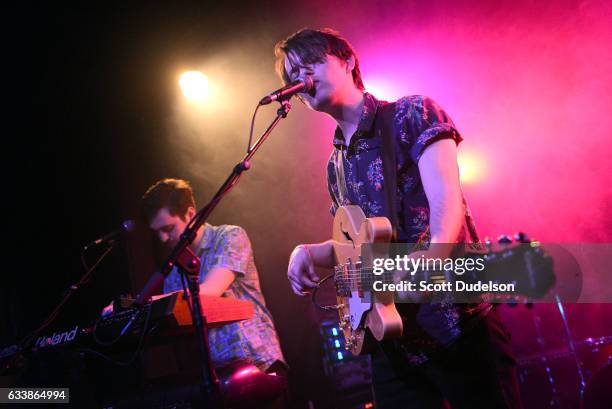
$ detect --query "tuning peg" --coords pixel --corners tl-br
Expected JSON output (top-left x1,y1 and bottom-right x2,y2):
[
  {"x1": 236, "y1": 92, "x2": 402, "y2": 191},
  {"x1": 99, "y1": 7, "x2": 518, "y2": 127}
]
[
  {"x1": 514, "y1": 232, "x2": 529, "y2": 243},
  {"x1": 484, "y1": 237, "x2": 492, "y2": 248},
  {"x1": 497, "y1": 235, "x2": 512, "y2": 244}
]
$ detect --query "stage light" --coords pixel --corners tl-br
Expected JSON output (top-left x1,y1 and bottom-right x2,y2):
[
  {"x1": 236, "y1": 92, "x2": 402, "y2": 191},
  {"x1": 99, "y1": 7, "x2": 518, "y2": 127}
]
[
  {"x1": 363, "y1": 80, "x2": 398, "y2": 101},
  {"x1": 457, "y1": 151, "x2": 485, "y2": 185},
  {"x1": 179, "y1": 71, "x2": 210, "y2": 102}
]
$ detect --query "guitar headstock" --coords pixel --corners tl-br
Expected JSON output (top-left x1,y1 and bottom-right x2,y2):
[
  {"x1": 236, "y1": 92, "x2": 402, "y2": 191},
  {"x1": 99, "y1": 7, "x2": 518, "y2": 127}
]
[{"x1": 474, "y1": 232, "x2": 556, "y2": 300}]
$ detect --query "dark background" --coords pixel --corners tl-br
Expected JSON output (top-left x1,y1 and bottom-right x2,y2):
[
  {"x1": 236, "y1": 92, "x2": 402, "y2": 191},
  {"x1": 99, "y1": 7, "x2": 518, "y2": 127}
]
[
  {"x1": 4, "y1": 2, "x2": 336, "y2": 406},
  {"x1": 3, "y1": 1, "x2": 612, "y2": 408}
]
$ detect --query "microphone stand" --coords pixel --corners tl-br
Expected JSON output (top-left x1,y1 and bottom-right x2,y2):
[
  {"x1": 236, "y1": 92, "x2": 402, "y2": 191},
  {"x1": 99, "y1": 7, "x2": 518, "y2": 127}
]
[{"x1": 137, "y1": 100, "x2": 292, "y2": 408}]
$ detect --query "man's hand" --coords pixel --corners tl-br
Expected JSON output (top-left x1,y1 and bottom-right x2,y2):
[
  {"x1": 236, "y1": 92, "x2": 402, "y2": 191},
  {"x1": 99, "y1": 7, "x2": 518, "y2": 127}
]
[{"x1": 287, "y1": 245, "x2": 320, "y2": 296}]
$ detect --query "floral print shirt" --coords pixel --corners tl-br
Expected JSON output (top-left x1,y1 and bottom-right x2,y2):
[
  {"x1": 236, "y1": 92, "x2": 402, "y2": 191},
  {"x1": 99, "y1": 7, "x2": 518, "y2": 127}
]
[
  {"x1": 327, "y1": 93, "x2": 489, "y2": 364},
  {"x1": 164, "y1": 224, "x2": 285, "y2": 371},
  {"x1": 328, "y1": 92, "x2": 467, "y2": 242}
]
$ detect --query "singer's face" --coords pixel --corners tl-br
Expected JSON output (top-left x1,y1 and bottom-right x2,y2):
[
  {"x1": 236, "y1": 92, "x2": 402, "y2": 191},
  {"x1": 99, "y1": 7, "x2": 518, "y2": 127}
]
[
  {"x1": 284, "y1": 52, "x2": 354, "y2": 111},
  {"x1": 149, "y1": 206, "x2": 195, "y2": 248}
]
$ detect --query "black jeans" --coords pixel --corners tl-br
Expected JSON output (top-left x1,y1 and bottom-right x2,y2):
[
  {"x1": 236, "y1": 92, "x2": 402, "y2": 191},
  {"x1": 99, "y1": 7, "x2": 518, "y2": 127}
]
[{"x1": 372, "y1": 309, "x2": 523, "y2": 409}]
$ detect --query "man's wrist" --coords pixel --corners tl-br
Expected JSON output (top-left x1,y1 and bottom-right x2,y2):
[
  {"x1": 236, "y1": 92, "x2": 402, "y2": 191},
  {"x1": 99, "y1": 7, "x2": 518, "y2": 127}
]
[{"x1": 296, "y1": 244, "x2": 312, "y2": 260}]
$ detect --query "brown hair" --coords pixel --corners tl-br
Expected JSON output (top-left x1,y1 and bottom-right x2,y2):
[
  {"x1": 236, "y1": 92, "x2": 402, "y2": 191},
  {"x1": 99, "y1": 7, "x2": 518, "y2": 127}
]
[
  {"x1": 275, "y1": 28, "x2": 365, "y2": 91},
  {"x1": 141, "y1": 178, "x2": 195, "y2": 223}
]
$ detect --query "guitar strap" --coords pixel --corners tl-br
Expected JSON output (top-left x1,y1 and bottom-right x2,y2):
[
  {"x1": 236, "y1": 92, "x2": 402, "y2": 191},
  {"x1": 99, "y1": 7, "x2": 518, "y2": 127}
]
[
  {"x1": 331, "y1": 101, "x2": 401, "y2": 241},
  {"x1": 332, "y1": 146, "x2": 350, "y2": 208},
  {"x1": 374, "y1": 101, "x2": 401, "y2": 242}
]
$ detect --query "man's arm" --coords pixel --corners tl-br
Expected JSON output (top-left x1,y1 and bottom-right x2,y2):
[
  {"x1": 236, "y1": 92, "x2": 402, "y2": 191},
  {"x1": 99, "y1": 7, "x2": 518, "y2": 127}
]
[
  {"x1": 389, "y1": 138, "x2": 464, "y2": 302},
  {"x1": 418, "y1": 138, "x2": 463, "y2": 254},
  {"x1": 198, "y1": 225, "x2": 254, "y2": 296},
  {"x1": 145, "y1": 268, "x2": 235, "y2": 303},
  {"x1": 287, "y1": 240, "x2": 335, "y2": 295},
  {"x1": 148, "y1": 268, "x2": 235, "y2": 301},
  {"x1": 199, "y1": 267, "x2": 236, "y2": 296}
]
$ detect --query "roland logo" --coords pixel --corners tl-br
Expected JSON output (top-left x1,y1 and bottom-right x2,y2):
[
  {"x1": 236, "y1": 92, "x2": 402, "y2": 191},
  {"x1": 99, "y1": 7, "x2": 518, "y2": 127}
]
[{"x1": 34, "y1": 326, "x2": 79, "y2": 349}]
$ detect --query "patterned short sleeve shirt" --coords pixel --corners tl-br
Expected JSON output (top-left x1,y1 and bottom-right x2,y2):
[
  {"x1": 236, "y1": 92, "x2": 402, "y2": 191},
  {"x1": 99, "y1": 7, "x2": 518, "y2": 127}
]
[
  {"x1": 327, "y1": 93, "x2": 470, "y2": 243},
  {"x1": 164, "y1": 224, "x2": 285, "y2": 371},
  {"x1": 327, "y1": 93, "x2": 489, "y2": 364}
]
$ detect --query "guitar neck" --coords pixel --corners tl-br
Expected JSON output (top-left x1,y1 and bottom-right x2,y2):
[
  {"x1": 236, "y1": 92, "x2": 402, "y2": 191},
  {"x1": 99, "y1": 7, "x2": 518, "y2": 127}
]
[{"x1": 335, "y1": 266, "x2": 451, "y2": 290}]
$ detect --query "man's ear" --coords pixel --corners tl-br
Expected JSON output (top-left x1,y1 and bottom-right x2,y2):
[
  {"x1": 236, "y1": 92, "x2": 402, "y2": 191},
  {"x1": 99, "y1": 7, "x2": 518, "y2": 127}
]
[
  {"x1": 185, "y1": 206, "x2": 196, "y2": 220},
  {"x1": 346, "y1": 55, "x2": 355, "y2": 73}
]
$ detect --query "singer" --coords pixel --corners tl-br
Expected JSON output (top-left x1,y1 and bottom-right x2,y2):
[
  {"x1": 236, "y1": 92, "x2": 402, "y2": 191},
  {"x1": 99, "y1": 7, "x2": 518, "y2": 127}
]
[{"x1": 277, "y1": 28, "x2": 523, "y2": 408}]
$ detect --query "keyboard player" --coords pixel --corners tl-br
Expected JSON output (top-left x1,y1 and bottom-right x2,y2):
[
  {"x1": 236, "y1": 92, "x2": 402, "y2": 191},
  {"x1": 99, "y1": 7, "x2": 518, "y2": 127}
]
[{"x1": 127, "y1": 178, "x2": 287, "y2": 379}]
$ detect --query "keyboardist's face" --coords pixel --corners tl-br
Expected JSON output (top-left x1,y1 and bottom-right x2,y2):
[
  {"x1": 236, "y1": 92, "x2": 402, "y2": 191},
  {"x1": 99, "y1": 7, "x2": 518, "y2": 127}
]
[{"x1": 149, "y1": 206, "x2": 195, "y2": 248}]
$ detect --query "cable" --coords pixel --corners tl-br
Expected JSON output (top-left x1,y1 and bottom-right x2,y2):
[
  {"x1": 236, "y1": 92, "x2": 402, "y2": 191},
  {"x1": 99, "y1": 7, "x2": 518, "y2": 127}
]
[
  {"x1": 180, "y1": 272, "x2": 194, "y2": 316},
  {"x1": 0, "y1": 242, "x2": 118, "y2": 377},
  {"x1": 247, "y1": 103, "x2": 262, "y2": 153},
  {"x1": 78, "y1": 299, "x2": 154, "y2": 367},
  {"x1": 92, "y1": 307, "x2": 144, "y2": 347},
  {"x1": 18, "y1": 243, "x2": 116, "y2": 353},
  {"x1": 311, "y1": 272, "x2": 344, "y2": 311}
]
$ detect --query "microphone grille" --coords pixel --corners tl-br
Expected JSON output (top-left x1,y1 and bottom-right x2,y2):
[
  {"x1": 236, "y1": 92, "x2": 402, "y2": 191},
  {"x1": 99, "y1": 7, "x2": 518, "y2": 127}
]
[{"x1": 302, "y1": 76, "x2": 315, "y2": 92}]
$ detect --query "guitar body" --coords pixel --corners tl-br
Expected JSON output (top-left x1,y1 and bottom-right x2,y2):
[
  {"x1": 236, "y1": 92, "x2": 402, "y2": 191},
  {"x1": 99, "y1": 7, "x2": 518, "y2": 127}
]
[
  {"x1": 330, "y1": 206, "x2": 554, "y2": 355},
  {"x1": 332, "y1": 205, "x2": 403, "y2": 355}
]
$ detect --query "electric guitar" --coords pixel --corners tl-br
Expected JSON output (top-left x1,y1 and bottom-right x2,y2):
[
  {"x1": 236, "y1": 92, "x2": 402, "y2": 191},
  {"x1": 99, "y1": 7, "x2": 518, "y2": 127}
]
[{"x1": 331, "y1": 205, "x2": 555, "y2": 355}]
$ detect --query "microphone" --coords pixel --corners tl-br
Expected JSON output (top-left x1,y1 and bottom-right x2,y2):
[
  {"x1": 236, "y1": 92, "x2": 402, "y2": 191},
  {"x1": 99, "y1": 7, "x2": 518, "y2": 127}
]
[
  {"x1": 84, "y1": 219, "x2": 135, "y2": 250},
  {"x1": 259, "y1": 77, "x2": 314, "y2": 105}
]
